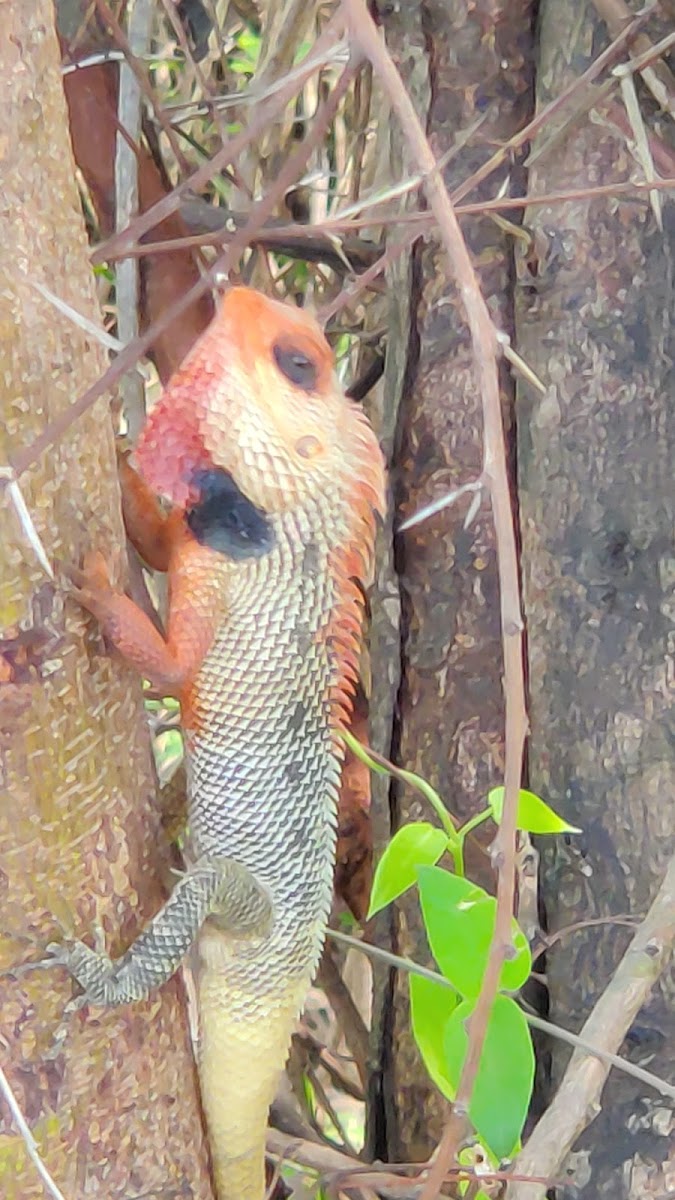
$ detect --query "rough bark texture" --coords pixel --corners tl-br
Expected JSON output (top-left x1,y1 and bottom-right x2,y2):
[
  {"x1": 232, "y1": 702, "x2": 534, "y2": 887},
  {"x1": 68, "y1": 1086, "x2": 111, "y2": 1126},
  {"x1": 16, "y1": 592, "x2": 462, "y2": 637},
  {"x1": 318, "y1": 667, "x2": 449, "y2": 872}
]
[
  {"x1": 361, "y1": 7, "x2": 427, "y2": 1162},
  {"x1": 515, "y1": 2, "x2": 675, "y2": 1195},
  {"x1": 376, "y1": 0, "x2": 536, "y2": 1162},
  {"x1": 0, "y1": 5, "x2": 213, "y2": 1197}
]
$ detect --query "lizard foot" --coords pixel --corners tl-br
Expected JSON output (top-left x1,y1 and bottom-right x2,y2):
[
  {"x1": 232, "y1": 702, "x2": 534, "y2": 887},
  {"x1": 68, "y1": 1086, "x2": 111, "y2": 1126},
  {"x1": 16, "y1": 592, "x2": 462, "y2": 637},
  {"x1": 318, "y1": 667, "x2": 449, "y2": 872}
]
[
  {"x1": 9, "y1": 941, "x2": 97, "y2": 1007},
  {"x1": 4, "y1": 941, "x2": 93, "y2": 1058},
  {"x1": 61, "y1": 550, "x2": 120, "y2": 627}
]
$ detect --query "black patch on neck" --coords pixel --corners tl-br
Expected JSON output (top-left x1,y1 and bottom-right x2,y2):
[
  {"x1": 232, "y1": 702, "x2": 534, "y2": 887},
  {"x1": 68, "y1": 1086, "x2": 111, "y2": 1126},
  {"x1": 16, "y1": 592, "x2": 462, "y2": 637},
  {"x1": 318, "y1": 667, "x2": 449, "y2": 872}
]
[{"x1": 186, "y1": 467, "x2": 275, "y2": 560}]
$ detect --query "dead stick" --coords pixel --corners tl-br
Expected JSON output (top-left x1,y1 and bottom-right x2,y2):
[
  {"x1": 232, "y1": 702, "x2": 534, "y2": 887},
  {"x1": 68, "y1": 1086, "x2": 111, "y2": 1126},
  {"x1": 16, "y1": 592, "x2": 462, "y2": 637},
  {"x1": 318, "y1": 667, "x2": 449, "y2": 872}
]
[{"x1": 506, "y1": 853, "x2": 675, "y2": 1198}]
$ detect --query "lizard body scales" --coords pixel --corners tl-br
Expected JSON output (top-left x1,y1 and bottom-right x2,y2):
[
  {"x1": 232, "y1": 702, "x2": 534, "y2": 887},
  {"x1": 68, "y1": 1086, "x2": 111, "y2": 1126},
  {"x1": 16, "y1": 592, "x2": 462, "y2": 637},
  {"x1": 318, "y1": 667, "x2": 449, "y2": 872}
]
[{"x1": 59, "y1": 287, "x2": 385, "y2": 1199}]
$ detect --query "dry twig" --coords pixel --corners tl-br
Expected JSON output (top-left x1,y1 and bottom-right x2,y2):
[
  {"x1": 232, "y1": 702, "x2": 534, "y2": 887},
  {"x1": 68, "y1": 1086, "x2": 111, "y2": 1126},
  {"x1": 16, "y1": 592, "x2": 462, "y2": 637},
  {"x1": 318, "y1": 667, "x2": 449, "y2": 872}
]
[
  {"x1": 506, "y1": 853, "x2": 675, "y2": 1198},
  {"x1": 0, "y1": 1064, "x2": 67, "y2": 1200}
]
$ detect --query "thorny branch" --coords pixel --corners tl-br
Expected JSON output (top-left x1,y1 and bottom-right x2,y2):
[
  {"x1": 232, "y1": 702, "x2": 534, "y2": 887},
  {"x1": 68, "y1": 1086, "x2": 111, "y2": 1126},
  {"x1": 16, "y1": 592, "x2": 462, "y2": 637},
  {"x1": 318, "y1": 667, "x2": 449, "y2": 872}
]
[{"x1": 343, "y1": 3, "x2": 528, "y2": 1194}]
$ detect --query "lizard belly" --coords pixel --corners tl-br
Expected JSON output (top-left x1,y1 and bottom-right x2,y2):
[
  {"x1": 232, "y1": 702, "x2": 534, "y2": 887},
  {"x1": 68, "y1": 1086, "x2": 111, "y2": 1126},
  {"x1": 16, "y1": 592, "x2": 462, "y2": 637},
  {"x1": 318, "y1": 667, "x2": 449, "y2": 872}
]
[
  {"x1": 181, "y1": 528, "x2": 343, "y2": 1199},
  {"x1": 186, "y1": 729, "x2": 339, "y2": 1200},
  {"x1": 188, "y1": 723, "x2": 339, "y2": 988}
]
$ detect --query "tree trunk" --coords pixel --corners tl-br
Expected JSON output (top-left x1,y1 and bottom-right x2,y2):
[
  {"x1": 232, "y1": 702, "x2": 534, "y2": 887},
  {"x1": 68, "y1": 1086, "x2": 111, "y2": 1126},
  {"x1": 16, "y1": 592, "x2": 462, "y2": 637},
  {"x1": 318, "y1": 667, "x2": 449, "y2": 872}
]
[
  {"x1": 0, "y1": 5, "x2": 213, "y2": 1197},
  {"x1": 371, "y1": 0, "x2": 536, "y2": 1163},
  {"x1": 515, "y1": 1, "x2": 675, "y2": 1194}
]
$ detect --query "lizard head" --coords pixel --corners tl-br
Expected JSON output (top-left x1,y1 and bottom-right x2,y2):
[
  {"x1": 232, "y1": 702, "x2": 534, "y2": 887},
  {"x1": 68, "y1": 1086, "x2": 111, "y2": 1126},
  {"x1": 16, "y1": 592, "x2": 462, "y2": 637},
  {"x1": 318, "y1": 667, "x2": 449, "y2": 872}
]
[{"x1": 134, "y1": 286, "x2": 385, "y2": 532}]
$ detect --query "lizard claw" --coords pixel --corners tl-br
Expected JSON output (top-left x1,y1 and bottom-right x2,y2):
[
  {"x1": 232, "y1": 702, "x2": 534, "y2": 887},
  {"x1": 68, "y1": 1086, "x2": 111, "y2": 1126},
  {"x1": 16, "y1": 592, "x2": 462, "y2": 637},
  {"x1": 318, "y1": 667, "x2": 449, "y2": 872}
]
[
  {"x1": 2, "y1": 941, "x2": 67, "y2": 979},
  {"x1": 61, "y1": 550, "x2": 114, "y2": 606},
  {"x1": 15, "y1": 938, "x2": 114, "y2": 1007},
  {"x1": 59, "y1": 551, "x2": 124, "y2": 631},
  {"x1": 3, "y1": 941, "x2": 90, "y2": 1057}
]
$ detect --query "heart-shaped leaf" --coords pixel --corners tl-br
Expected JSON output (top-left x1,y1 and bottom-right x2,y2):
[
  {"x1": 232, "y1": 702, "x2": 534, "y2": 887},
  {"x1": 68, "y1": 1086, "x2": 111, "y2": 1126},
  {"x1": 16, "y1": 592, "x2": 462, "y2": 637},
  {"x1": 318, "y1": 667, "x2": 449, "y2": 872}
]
[
  {"x1": 417, "y1": 866, "x2": 531, "y2": 999},
  {"x1": 444, "y1": 994, "x2": 534, "y2": 1160},
  {"x1": 488, "y1": 787, "x2": 581, "y2": 834},
  {"x1": 368, "y1": 823, "x2": 448, "y2": 918}
]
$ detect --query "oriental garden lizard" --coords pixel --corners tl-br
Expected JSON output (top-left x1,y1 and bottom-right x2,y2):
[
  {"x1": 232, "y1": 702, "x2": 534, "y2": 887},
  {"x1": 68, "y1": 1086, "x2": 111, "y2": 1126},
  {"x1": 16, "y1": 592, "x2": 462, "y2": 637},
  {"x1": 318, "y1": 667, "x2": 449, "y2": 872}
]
[{"x1": 51, "y1": 286, "x2": 386, "y2": 1200}]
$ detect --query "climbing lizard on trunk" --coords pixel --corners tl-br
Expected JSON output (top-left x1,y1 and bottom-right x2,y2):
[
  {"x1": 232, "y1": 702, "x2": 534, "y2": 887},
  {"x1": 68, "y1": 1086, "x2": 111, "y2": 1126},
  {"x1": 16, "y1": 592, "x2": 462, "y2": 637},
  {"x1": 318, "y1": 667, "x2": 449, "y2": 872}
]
[{"x1": 53, "y1": 286, "x2": 385, "y2": 1199}]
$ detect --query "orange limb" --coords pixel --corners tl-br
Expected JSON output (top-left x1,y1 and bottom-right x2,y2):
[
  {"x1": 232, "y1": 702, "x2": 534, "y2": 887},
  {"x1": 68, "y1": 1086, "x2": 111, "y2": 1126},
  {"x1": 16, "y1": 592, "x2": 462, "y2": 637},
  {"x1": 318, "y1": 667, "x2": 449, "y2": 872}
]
[
  {"x1": 68, "y1": 545, "x2": 221, "y2": 704},
  {"x1": 118, "y1": 451, "x2": 176, "y2": 573}
]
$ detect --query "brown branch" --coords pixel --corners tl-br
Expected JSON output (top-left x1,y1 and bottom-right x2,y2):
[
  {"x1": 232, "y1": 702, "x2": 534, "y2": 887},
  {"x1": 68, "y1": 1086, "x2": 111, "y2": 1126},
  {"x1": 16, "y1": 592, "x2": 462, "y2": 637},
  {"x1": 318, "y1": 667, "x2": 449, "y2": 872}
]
[
  {"x1": 342, "y1": 4, "x2": 528, "y2": 1195},
  {"x1": 321, "y1": 175, "x2": 675, "y2": 229},
  {"x1": 88, "y1": 175, "x2": 675, "y2": 269},
  {"x1": 531, "y1": 913, "x2": 642, "y2": 964},
  {"x1": 296, "y1": 1029, "x2": 365, "y2": 1101},
  {"x1": 305, "y1": 1062, "x2": 359, "y2": 1157},
  {"x1": 450, "y1": 0, "x2": 659, "y2": 205},
  {"x1": 317, "y1": 943, "x2": 370, "y2": 1091},
  {"x1": 266, "y1": 1130, "x2": 557, "y2": 1199},
  {"x1": 91, "y1": 11, "x2": 346, "y2": 263},
  {"x1": 266, "y1": 1130, "x2": 408, "y2": 1199},
  {"x1": 507, "y1": 853, "x2": 675, "y2": 1199}
]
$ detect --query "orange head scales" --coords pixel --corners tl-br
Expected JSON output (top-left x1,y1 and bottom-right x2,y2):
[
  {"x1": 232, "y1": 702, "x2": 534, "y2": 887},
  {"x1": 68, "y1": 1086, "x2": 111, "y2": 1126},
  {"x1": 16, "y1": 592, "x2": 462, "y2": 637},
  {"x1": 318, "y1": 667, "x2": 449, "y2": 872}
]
[
  {"x1": 134, "y1": 286, "x2": 385, "y2": 544},
  {"x1": 134, "y1": 287, "x2": 385, "y2": 733}
]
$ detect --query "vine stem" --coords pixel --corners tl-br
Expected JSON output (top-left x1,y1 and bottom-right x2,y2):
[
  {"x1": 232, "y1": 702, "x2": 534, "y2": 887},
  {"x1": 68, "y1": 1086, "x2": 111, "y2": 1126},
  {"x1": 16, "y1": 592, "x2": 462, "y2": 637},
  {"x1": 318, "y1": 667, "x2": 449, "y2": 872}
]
[{"x1": 342, "y1": 731, "x2": 457, "y2": 840}]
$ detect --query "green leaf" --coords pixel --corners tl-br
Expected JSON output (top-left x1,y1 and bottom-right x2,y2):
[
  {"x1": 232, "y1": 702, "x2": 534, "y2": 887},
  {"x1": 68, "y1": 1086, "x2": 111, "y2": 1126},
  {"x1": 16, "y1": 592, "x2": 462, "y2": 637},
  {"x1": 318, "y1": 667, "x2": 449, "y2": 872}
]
[
  {"x1": 368, "y1": 823, "x2": 447, "y2": 918},
  {"x1": 410, "y1": 973, "x2": 459, "y2": 1099},
  {"x1": 444, "y1": 994, "x2": 534, "y2": 1160},
  {"x1": 417, "y1": 866, "x2": 531, "y2": 998},
  {"x1": 488, "y1": 787, "x2": 581, "y2": 834}
]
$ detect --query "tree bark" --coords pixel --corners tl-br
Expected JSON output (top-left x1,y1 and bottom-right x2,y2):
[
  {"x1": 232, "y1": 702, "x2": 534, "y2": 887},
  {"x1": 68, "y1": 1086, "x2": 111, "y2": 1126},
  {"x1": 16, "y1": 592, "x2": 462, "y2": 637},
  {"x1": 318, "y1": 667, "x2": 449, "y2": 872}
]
[
  {"x1": 0, "y1": 5, "x2": 213, "y2": 1197},
  {"x1": 515, "y1": 2, "x2": 675, "y2": 1194},
  {"x1": 374, "y1": 0, "x2": 536, "y2": 1163}
]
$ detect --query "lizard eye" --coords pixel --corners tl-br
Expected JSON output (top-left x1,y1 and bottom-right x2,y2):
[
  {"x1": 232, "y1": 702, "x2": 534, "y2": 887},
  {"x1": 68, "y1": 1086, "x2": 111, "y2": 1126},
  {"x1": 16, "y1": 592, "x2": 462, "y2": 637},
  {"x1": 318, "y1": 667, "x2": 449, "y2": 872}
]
[{"x1": 272, "y1": 340, "x2": 318, "y2": 392}]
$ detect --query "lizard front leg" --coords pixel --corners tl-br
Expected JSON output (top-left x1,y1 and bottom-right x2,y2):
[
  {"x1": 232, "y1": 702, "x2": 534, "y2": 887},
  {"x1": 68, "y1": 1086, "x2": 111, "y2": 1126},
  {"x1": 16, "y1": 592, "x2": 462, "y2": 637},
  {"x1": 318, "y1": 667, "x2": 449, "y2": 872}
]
[
  {"x1": 65, "y1": 545, "x2": 218, "y2": 698},
  {"x1": 52, "y1": 857, "x2": 273, "y2": 1008}
]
